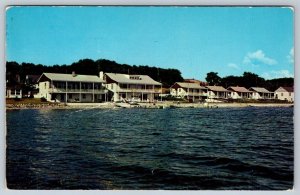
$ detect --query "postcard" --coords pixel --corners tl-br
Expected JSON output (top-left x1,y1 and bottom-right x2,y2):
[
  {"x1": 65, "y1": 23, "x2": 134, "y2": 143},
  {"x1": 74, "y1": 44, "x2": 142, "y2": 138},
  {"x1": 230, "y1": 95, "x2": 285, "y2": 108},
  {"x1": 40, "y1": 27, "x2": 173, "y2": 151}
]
[{"x1": 6, "y1": 6, "x2": 294, "y2": 190}]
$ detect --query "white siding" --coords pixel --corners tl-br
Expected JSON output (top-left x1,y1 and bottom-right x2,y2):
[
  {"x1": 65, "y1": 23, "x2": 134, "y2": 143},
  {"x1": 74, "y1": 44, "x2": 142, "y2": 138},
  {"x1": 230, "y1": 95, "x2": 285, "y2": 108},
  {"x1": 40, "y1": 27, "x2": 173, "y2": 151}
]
[
  {"x1": 275, "y1": 91, "x2": 294, "y2": 102},
  {"x1": 38, "y1": 81, "x2": 51, "y2": 101},
  {"x1": 230, "y1": 92, "x2": 241, "y2": 99}
]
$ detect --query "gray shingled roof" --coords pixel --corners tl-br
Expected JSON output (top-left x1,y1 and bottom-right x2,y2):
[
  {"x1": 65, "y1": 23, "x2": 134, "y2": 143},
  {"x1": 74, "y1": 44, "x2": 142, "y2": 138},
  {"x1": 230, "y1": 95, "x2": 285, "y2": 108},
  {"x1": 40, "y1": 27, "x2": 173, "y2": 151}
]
[
  {"x1": 39, "y1": 73, "x2": 105, "y2": 83},
  {"x1": 228, "y1": 86, "x2": 252, "y2": 93},
  {"x1": 206, "y1": 86, "x2": 229, "y2": 92},
  {"x1": 275, "y1": 87, "x2": 294, "y2": 92},
  {"x1": 105, "y1": 73, "x2": 161, "y2": 85},
  {"x1": 175, "y1": 82, "x2": 207, "y2": 89},
  {"x1": 282, "y1": 87, "x2": 294, "y2": 92},
  {"x1": 249, "y1": 87, "x2": 272, "y2": 93}
]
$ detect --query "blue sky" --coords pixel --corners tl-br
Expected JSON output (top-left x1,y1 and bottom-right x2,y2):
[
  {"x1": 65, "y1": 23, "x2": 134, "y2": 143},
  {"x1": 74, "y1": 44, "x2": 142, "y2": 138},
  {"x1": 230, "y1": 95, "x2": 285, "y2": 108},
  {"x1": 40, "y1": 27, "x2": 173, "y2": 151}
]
[{"x1": 6, "y1": 6, "x2": 294, "y2": 80}]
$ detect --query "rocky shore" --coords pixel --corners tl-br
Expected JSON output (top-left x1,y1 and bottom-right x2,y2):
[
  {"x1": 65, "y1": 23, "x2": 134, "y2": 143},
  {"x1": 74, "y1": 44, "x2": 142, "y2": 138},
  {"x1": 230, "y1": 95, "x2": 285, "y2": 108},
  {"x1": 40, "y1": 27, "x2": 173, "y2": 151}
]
[
  {"x1": 6, "y1": 103, "x2": 68, "y2": 110},
  {"x1": 6, "y1": 101, "x2": 293, "y2": 110}
]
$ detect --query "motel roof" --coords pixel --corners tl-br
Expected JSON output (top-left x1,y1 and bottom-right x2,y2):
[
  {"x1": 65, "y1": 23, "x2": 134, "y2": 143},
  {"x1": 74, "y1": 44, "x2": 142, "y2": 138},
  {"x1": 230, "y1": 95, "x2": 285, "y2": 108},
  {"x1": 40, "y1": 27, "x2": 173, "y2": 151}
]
[
  {"x1": 105, "y1": 73, "x2": 161, "y2": 85},
  {"x1": 172, "y1": 82, "x2": 207, "y2": 89},
  {"x1": 37, "y1": 73, "x2": 105, "y2": 83},
  {"x1": 206, "y1": 86, "x2": 229, "y2": 92},
  {"x1": 282, "y1": 87, "x2": 294, "y2": 92},
  {"x1": 249, "y1": 87, "x2": 272, "y2": 93},
  {"x1": 228, "y1": 86, "x2": 252, "y2": 93},
  {"x1": 275, "y1": 87, "x2": 294, "y2": 93}
]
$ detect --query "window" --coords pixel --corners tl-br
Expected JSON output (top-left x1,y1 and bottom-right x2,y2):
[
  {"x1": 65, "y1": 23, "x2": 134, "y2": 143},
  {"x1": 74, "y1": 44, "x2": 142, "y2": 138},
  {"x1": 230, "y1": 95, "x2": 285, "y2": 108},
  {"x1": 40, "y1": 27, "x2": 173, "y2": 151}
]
[
  {"x1": 281, "y1": 93, "x2": 283, "y2": 97},
  {"x1": 129, "y1": 76, "x2": 141, "y2": 80},
  {"x1": 289, "y1": 92, "x2": 291, "y2": 96},
  {"x1": 68, "y1": 94, "x2": 72, "y2": 99},
  {"x1": 44, "y1": 83, "x2": 47, "y2": 89},
  {"x1": 146, "y1": 85, "x2": 153, "y2": 89},
  {"x1": 82, "y1": 94, "x2": 86, "y2": 99},
  {"x1": 120, "y1": 84, "x2": 127, "y2": 88},
  {"x1": 94, "y1": 83, "x2": 101, "y2": 90}
]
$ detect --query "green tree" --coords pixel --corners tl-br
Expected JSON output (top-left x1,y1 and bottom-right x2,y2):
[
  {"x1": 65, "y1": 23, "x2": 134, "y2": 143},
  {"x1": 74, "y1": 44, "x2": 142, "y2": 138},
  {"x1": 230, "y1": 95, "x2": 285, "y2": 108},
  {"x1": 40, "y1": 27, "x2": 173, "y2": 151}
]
[
  {"x1": 205, "y1": 72, "x2": 221, "y2": 85},
  {"x1": 221, "y1": 75, "x2": 242, "y2": 88},
  {"x1": 241, "y1": 72, "x2": 265, "y2": 88}
]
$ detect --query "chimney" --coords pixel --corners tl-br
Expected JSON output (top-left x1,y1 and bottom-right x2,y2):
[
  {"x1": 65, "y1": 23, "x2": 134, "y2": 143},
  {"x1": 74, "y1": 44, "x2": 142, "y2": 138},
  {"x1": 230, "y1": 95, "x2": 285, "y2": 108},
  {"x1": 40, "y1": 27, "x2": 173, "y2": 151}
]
[
  {"x1": 72, "y1": 71, "x2": 76, "y2": 77},
  {"x1": 99, "y1": 71, "x2": 104, "y2": 80}
]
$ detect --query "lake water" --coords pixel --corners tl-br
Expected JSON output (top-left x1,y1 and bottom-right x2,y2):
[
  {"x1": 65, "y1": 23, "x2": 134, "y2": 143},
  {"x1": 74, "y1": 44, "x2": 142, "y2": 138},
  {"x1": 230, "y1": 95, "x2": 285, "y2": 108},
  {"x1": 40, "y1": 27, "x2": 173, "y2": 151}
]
[{"x1": 6, "y1": 107, "x2": 294, "y2": 190}]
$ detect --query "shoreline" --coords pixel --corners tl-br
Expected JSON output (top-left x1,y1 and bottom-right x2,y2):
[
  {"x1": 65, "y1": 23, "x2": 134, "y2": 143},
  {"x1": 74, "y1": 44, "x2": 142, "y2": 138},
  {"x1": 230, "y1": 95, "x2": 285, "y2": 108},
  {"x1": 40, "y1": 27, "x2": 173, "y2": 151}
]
[{"x1": 6, "y1": 101, "x2": 294, "y2": 110}]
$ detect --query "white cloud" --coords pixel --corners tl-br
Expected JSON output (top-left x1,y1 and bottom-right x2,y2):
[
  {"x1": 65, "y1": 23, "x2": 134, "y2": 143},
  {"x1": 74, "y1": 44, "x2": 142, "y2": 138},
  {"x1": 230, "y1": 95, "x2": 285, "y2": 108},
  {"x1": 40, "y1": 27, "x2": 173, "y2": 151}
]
[
  {"x1": 287, "y1": 47, "x2": 294, "y2": 63},
  {"x1": 261, "y1": 70, "x2": 294, "y2": 80},
  {"x1": 243, "y1": 50, "x2": 277, "y2": 65},
  {"x1": 227, "y1": 63, "x2": 240, "y2": 69}
]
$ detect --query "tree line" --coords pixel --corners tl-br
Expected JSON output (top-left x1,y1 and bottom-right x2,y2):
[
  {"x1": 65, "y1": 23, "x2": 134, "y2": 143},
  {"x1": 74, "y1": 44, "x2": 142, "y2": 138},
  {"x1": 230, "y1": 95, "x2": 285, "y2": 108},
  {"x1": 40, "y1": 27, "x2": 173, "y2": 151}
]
[
  {"x1": 6, "y1": 59, "x2": 293, "y2": 91},
  {"x1": 6, "y1": 59, "x2": 184, "y2": 87},
  {"x1": 205, "y1": 72, "x2": 293, "y2": 92}
]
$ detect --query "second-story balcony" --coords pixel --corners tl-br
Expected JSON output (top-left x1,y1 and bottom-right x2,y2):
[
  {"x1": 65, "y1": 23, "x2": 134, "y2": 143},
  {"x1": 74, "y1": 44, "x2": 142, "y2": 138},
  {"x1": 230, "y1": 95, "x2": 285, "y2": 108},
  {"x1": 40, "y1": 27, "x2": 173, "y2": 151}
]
[
  {"x1": 49, "y1": 87, "x2": 107, "y2": 94},
  {"x1": 118, "y1": 87, "x2": 162, "y2": 93}
]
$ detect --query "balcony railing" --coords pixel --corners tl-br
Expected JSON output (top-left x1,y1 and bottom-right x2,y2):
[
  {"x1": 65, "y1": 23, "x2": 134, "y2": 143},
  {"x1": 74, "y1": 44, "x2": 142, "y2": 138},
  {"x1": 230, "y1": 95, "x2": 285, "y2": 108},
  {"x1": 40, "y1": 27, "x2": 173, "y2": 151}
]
[
  {"x1": 118, "y1": 88, "x2": 162, "y2": 93},
  {"x1": 49, "y1": 88, "x2": 107, "y2": 93},
  {"x1": 186, "y1": 92, "x2": 208, "y2": 96}
]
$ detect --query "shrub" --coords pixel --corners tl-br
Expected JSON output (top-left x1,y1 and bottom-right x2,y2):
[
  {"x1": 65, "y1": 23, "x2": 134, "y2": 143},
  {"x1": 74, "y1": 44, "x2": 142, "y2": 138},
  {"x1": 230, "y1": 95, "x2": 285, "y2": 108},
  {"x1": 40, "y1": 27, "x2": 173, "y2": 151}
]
[
  {"x1": 40, "y1": 97, "x2": 47, "y2": 102},
  {"x1": 14, "y1": 97, "x2": 21, "y2": 101}
]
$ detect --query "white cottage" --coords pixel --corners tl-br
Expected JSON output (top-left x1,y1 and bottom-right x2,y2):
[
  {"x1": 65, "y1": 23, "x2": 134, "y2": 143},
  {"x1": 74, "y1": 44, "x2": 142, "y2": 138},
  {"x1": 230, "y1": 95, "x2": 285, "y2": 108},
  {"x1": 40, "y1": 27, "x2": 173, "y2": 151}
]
[
  {"x1": 206, "y1": 86, "x2": 230, "y2": 99},
  {"x1": 227, "y1": 86, "x2": 253, "y2": 99},
  {"x1": 274, "y1": 87, "x2": 294, "y2": 102},
  {"x1": 103, "y1": 73, "x2": 162, "y2": 102},
  {"x1": 36, "y1": 72, "x2": 107, "y2": 103},
  {"x1": 249, "y1": 87, "x2": 274, "y2": 99},
  {"x1": 170, "y1": 82, "x2": 207, "y2": 102},
  {"x1": 6, "y1": 88, "x2": 22, "y2": 98}
]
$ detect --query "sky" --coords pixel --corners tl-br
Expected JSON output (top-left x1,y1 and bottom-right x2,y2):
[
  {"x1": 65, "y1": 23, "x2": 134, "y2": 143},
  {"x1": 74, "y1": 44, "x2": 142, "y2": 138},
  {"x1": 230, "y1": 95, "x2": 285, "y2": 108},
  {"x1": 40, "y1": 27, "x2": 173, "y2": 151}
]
[{"x1": 6, "y1": 6, "x2": 294, "y2": 80}]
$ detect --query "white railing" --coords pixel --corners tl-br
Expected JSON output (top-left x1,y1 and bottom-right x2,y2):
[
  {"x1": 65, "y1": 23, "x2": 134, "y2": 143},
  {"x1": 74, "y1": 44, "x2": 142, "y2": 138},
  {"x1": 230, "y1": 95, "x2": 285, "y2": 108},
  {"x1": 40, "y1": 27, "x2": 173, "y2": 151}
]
[
  {"x1": 49, "y1": 88, "x2": 107, "y2": 93},
  {"x1": 118, "y1": 88, "x2": 162, "y2": 93},
  {"x1": 186, "y1": 92, "x2": 207, "y2": 96}
]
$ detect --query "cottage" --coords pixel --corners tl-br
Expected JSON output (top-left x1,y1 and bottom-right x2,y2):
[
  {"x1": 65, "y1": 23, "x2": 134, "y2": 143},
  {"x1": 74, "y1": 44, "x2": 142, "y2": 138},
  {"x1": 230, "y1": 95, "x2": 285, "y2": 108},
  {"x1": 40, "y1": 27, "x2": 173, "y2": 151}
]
[
  {"x1": 36, "y1": 72, "x2": 107, "y2": 103},
  {"x1": 170, "y1": 82, "x2": 208, "y2": 102},
  {"x1": 103, "y1": 73, "x2": 162, "y2": 102},
  {"x1": 6, "y1": 87, "x2": 22, "y2": 99},
  {"x1": 227, "y1": 86, "x2": 253, "y2": 99},
  {"x1": 206, "y1": 86, "x2": 230, "y2": 99},
  {"x1": 249, "y1": 87, "x2": 274, "y2": 99},
  {"x1": 274, "y1": 87, "x2": 294, "y2": 102}
]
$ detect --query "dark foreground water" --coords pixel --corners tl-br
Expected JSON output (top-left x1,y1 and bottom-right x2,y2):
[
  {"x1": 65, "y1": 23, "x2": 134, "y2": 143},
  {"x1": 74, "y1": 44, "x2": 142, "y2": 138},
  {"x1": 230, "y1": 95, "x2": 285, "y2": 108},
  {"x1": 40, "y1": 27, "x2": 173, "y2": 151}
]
[{"x1": 6, "y1": 107, "x2": 294, "y2": 190}]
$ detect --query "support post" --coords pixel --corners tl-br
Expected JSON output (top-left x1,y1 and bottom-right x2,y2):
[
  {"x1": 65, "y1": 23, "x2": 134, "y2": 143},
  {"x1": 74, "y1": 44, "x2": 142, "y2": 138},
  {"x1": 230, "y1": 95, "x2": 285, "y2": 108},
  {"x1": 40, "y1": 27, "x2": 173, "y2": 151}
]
[
  {"x1": 79, "y1": 82, "x2": 82, "y2": 102},
  {"x1": 161, "y1": 85, "x2": 162, "y2": 102},
  {"x1": 66, "y1": 81, "x2": 68, "y2": 103},
  {"x1": 93, "y1": 83, "x2": 95, "y2": 102}
]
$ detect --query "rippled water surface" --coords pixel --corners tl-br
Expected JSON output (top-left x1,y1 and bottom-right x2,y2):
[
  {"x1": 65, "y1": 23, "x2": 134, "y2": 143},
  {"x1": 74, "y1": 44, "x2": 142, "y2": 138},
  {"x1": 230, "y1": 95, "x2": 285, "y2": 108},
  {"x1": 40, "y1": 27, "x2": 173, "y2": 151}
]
[{"x1": 6, "y1": 107, "x2": 294, "y2": 190}]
